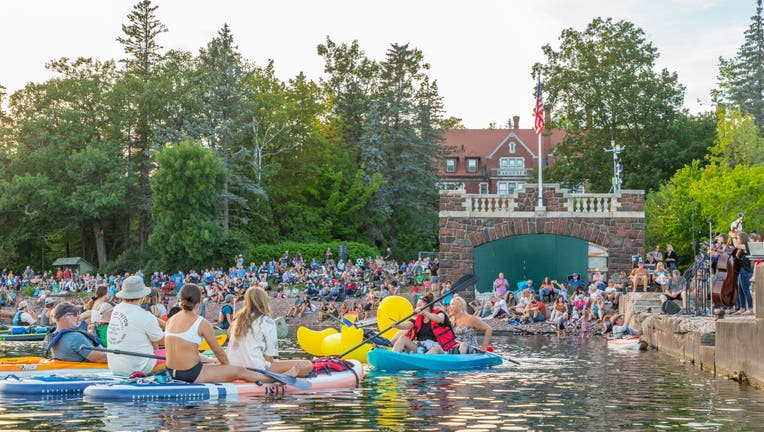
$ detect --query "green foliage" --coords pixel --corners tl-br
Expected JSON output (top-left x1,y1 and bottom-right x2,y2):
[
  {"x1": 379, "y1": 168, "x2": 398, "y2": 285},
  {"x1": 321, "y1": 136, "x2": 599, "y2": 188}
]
[
  {"x1": 713, "y1": 0, "x2": 764, "y2": 132},
  {"x1": 246, "y1": 241, "x2": 379, "y2": 264},
  {"x1": 707, "y1": 108, "x2": 764, "y2": 168},
  {"x1": 148, "y1": 140, "x2": 225, "y2": 270},
  {"x1": 538, "y1": 18, "x2": 693, "y2": 192},
  {"x1": 22, "y1": 285, "x2": 37, "y2": 297},
  {"x1": 646, "y1": 111, "x2": 764, "y2": 263},
  {"x1": 4, "y1": 4, "x2": 419, "y2": 271}
]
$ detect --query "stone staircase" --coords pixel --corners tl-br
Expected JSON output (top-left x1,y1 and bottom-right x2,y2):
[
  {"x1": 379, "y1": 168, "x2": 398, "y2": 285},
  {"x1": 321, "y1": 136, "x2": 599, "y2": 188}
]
[{"x1": 620, "y1": 292, "x2": 663, "y2": 318}]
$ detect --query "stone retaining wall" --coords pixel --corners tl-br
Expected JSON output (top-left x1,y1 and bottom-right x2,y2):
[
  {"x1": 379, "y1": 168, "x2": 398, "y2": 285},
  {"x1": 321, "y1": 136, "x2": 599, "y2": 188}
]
[{"x1": 629, "y1": 266, "x2": 764, "y2": 389}]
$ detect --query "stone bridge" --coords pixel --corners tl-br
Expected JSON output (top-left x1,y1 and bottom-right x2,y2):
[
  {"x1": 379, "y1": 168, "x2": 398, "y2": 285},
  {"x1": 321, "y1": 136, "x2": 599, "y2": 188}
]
[{"x1": 438, "y1": 184, "x2": 645, "y2": 291}]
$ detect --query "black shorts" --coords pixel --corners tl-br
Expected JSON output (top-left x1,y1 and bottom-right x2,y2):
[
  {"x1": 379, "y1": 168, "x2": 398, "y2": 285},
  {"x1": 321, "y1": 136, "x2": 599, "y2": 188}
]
[{"x1": 167, "y1": 362, "x2": 203, "y2": 383}]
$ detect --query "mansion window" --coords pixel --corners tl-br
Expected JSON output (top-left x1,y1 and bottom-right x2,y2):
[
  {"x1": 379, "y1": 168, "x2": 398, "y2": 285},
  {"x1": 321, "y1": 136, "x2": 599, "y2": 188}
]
[
  {"x1": 479, "y1": 183, "x2": 488, "y2": 194},
  {"x1": 509, "y1": 141, "x2": 516, "y2": 153},
  {"x1": 467, "y1": 158, "x2": 478, "y2": 173},
  {"x1": 497, "y1": 182, "x2": 523, "y2": 195},
  {"x1": 500, "y1": 157, "x2": 525, "y2": 170},
  {"x1": 445, "y1": 158, "x2": 456, "y2": 173}
]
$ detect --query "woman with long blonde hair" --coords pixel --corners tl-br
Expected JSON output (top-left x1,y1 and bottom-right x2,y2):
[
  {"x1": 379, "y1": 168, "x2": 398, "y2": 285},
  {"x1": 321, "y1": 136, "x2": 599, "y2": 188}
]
[
  {"x1": 227, "y1": 287, "x2": 312, "y2": 376},
  {"x1": 449, "y1": 295, "x2": 492, "y2": 354}
]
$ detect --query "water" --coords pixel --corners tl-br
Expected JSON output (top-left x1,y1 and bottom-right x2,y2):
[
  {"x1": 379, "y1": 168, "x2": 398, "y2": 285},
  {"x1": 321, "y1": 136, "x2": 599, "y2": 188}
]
[{"x1": 1, "y1": 336, "x2": 763, "y2": 431}]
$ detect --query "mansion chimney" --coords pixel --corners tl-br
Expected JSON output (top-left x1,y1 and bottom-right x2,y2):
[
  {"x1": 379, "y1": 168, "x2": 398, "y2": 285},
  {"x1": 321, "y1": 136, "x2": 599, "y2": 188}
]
[{"x1": 512, "y1": 115, "x2": 520, "y2": 129}]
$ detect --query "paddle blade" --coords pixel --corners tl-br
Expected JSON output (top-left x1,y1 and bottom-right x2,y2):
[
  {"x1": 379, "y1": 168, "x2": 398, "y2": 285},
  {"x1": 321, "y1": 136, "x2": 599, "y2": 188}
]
[
  {"x1": 248, "y1": 367, "x2": 312, "y2": 390},
  {"x1": 451, "y1": 274, "x2": 479, "y2": 292},
  {"x1": 363, "y1": 329, "x2": 392, "y2": 347}
]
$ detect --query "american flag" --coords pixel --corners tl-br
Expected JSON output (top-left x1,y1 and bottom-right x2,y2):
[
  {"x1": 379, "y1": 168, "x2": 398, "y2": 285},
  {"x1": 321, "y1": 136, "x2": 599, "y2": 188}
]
[{"x1": 534, "y1": 77, "x2": 545, "y2": 134}]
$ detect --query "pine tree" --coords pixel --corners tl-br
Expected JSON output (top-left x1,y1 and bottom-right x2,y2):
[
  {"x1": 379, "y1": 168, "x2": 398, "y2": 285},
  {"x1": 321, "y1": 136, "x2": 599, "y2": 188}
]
[
  {"x1": 194, "y1": 24, "x2": 248, "y2": 232},
  {"x1": 116, "y1": 0, "x2": 167, "y2": 78},
  {"x1": 714, "y1": 0, "x2": 764, "y2": 132},
  {"x1": 116, "y1": 0, "x2": 168, "y2": 256},
  {"x1": 359, "y1": 43, "x2": 443, "y2": 256}
]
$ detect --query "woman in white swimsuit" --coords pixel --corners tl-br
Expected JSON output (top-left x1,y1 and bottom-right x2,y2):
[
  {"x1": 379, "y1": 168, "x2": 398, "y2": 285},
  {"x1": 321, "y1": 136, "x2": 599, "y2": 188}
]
[{"x1": 164, "y1": 283, "x2": 286, "y2": 383}]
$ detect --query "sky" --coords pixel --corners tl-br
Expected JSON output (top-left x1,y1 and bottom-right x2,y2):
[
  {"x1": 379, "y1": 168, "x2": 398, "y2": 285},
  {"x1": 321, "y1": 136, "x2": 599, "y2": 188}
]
[{"x1": 0, "y1": 0, "x2": 753, "y2": 128}]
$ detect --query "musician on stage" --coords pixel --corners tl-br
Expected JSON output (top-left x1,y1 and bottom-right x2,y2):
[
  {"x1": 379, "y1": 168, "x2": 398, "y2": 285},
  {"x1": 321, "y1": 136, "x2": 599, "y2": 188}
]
[{"x1": 730, "y1": 213, "x2": 744, "y2": 232}]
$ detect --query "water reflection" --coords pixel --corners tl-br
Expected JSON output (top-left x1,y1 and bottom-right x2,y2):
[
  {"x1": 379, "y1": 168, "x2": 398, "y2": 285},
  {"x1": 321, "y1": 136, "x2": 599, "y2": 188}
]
[{"x1": 1, "y1": 336, "x2": 764, "y2": 430}]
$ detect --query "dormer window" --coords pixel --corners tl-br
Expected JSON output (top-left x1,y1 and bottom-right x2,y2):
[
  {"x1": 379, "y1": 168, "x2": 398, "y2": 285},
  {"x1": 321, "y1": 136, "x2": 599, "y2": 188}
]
[
  {"x1": 467, "y1": 158, "x2": 478, "y2": 173},
  {"x1": 445, "y1": 158, "x2": 456, "y2": 173},
  {"x1": 509, "y1": 141, "x2": 516, "y2": 153}
]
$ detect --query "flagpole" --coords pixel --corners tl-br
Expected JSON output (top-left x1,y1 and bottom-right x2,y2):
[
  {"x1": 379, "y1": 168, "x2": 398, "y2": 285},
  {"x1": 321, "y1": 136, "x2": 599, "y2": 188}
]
[
  {"x1": 535, "y1": 72, "x2": 544, "y2": 208},
  {"x1": 538, "y1": 132, "x2": 543, "y2": 208}
]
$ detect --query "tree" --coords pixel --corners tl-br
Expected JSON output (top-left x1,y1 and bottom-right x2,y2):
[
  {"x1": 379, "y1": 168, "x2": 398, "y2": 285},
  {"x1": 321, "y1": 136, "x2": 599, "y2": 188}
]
[
  {"x1": 148, "y1": 140, "x2": 225, "y2": 270},
  {"x1": 116, "y1": 0, "x2": 168, "y2": 256},
  {"x1": 359, "y1": 43, "x2": 444, "y2": 257},
  {"x1": 192, "y1": 24, "x2": 249, "y2": 232},
  {"x1": 538, "y1": 18, "x2": 686, "y2": 192},
  {"x1": 646, "y1": 109, "x2": 764, "y2": 260},
  {"x1": 707, "y1": 108, "x2": 764, "y2": 168},
  {"x1": 317, "y1": 37, "x2": 378, "y2": 165},
  {"x1": 713, "y1": 0, "x2": 764, "y2": 132},
  {"x1": 3, "y1": 57, "x2": 128, "y2": 268}
]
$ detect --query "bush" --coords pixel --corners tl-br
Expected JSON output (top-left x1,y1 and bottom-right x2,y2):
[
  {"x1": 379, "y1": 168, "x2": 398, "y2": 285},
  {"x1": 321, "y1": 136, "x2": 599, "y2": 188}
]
[{"x1": 22, "y1": 285, "x2": 38, "y2": 297}]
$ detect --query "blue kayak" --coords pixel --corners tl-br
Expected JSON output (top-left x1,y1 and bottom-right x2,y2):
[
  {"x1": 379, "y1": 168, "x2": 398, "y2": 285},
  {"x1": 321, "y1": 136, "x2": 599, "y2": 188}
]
[{"x1": 367, "y1": 349, "x2": 502, "y2": 371}]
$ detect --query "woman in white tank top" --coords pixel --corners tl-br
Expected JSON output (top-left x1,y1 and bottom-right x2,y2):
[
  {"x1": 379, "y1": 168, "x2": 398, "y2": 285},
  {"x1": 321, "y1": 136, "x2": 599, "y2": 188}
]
[{"x1": 164, "y1": 283, "x2": 293, "y2": 383}]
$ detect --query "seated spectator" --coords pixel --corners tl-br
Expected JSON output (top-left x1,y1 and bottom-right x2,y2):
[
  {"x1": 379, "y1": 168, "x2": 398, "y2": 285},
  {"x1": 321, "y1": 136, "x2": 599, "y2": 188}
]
[
  {"x1": 661, "y1": 269, "x2": 686, "y2": 306},
  {"x1": 539, "y1": 277, "x2": 555, "y2": 302},
  {"x1": 317, "y1": 302, "x2": 329, "y2": 321},
  {"x1": 47, "y1": 302, "x2": 107, "y2": 363},
  {"x1": 297, "y1": 296, "x2": 313, "y2": 318},
  {"x1": 654, "y1": 262, "x2": 670, "y2": 289},
  {"x1": 567, "y1": 273, "x2": 583, "y2": 292},
  {"x1": 550, "y1": 279, "x2": 568, "y2": 301},
  {"x1": 591, "y1": 296, "x2": 606, "y2": 321},
  {"x1": 522, "y1": 297, "x2": 547, "y2": 323},
  {"x1": 490, "y1": 296, "x2": 508, "y2": 319},
  {"x1": 603, "y1": 279, "x2": 621, "y2": 307},
  {"x1": 327, "y1": 303, "x2": 339, "y2": 319},
  {"x1": 548, "y1": 296, "x2": 568, "y2": 323},
  {"x1": 286, "y1": 296, "x2": 303, "y2": 317},
  {"x1": 504, "y1": 291, "x2": 518, "y2": 309},
  {"x1": 612, "y1": 271, "x2": 629, "y2": 293},
  {"x1": 629, "y1": 259, "x2": 650, "y2": 292}
]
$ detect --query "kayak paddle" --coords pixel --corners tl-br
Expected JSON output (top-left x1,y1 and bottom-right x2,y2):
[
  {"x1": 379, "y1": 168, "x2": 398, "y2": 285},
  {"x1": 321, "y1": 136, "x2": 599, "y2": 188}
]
[{"x1": 337, "y1": 273, "x2": 479, "y2": 358}]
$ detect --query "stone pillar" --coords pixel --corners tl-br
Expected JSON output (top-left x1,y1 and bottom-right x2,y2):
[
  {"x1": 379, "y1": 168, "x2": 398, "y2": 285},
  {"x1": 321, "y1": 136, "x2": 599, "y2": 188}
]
[{"x1": 754, "y1": 264, "x2": 763, "y2": 318}]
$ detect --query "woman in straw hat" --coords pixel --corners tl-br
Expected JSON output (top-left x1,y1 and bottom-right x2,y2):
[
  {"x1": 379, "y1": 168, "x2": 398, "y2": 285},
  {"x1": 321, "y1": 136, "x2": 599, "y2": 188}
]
[
  {"x1": 106, "y1": 275, "x2": 165, "y2": 376},
  {"x1": 165, "y1": 283, "x2": 290, "y2": 383}
]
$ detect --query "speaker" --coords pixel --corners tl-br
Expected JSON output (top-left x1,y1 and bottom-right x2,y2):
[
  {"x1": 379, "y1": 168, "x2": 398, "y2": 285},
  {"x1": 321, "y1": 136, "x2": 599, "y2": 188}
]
[{"x1": 661, "y1": 300, "x2": 681, "y2": 315}]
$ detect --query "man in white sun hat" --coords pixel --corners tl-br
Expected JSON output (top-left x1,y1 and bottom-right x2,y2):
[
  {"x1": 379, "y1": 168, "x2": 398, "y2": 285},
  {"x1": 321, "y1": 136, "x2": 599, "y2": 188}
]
[{"x1": 106, "y1": 275, "x2": 165, "y2": 376}]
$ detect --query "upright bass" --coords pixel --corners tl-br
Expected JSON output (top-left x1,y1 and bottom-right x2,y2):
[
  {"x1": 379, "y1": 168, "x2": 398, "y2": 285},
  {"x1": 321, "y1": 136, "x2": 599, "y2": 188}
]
[{"x1": 711, "y1": 238, "x2": 739, "y2": 307}]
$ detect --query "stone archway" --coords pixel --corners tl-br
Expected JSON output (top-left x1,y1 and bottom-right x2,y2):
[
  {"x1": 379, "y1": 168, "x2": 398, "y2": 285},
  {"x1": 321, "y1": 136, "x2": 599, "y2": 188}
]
[{"x1": 438, "y1": 184, "x2": 645, "y2": 288}]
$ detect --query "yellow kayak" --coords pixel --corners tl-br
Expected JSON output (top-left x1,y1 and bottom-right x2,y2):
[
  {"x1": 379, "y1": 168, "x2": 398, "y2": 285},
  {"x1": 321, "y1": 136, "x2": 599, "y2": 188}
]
[
  {"x1": 0, "y1": 357, "x2": 108, "y2": 373},
  {"x1": 0, "y1": 334, "x2": 227, "y2": 374}
]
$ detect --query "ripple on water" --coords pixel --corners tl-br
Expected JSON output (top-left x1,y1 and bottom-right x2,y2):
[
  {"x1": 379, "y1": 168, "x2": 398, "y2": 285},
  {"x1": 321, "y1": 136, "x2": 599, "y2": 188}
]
[{"x1": 1, "y1": 336, "x2": 764, "y2": 430}]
